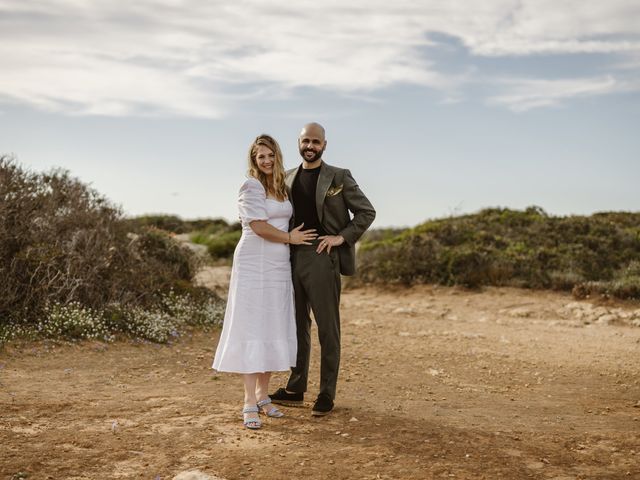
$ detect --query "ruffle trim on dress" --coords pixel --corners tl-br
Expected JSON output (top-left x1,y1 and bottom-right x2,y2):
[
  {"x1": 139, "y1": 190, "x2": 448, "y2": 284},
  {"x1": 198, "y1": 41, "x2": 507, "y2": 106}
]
[{"x1": 212, "y1": 339, "x2": 297, "y2": 374}]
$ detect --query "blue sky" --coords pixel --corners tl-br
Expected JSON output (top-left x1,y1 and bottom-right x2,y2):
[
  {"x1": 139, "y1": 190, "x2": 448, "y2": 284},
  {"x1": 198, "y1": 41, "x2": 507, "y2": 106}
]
[{"x1": 1, "y1": 0, "x2": 639, "y2": 227}]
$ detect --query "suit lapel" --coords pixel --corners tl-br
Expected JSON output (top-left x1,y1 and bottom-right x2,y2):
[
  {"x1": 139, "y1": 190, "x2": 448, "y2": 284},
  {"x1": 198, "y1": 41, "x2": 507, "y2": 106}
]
[
  {"x1": 285, "y1": 167, "x2": 298, "y2": 199},
  {"x1": 285, "y1": 167, "x2": 299, "y2": 222},
  {"x1": 315, "y1": 163, "x2": 334, "y2": 223}
]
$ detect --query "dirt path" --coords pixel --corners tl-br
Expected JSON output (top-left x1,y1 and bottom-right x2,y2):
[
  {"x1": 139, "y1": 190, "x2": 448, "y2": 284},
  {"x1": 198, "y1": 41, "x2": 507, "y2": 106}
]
[{"x1": 2, "y1": 267, "x2": 640, "y2": 479}]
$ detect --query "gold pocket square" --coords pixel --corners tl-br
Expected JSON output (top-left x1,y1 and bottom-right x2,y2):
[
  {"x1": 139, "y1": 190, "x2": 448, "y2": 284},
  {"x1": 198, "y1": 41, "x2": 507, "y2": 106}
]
[{"x1": 326, "y1": 185, "x2": 343, "y2": 197}]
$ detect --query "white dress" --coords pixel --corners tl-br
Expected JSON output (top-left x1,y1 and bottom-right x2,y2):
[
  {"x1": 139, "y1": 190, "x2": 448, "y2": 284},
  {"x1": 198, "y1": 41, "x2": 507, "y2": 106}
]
[{"x1": 212, "y1": 177, "x2": 297, "y2": 373}]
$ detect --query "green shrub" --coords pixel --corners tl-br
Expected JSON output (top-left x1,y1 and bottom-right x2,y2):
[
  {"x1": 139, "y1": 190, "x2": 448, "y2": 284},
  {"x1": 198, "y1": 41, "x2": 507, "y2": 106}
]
[
  {"x1": 188, "y1": 222, "x2": 242, "y2": 261},
  {"x1": 206, "y1": 231, "x2": 242, "y2": 259},
  {"x1": 573, "y1": 260, "x2": 640, "y2": 300},
  {"x1": 190, "y1": 231, "x2": 211, "y2": 245},
  {"x1": 355, "y1": 207, "x2": 640, "y2": 299},
  {"x1": 124, "y1": 215, "x2": 232, "y2": 235},
  {"x1": 135, "y1": 227, "x2": 195, "y2": 284}
]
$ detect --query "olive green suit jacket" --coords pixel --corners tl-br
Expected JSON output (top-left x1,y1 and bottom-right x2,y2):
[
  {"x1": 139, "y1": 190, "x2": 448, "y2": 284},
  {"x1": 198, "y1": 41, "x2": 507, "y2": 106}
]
[{"x1": 285, "y1": 162, "x2": 376, "y2": 276}]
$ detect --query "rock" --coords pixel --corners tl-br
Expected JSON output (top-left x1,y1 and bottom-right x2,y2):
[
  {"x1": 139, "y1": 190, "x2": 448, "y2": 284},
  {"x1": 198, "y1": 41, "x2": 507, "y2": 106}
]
[
  {"x1": 507, "y1": 307, "x2": 535, "y2": 318},
  {"x1": 173, "y1": 470, "x2": 224, "y2": 480},
  {"x1": 393, "y1": 307, "x2": 415, "y2": 315},
  {"x1": 592, "y1": 307, "x2": 609, "y2": 317},
  {"x1": 461, "y1": 332, "x2": 485, "y2": 339},
  {"x1": 573, "y1": 310, "x2": 587, "y2": 320},
  {"x1": 564, "y1": 302, "x2": 585, "y2": 311},
  {"x1": 350, "y1": 319, "x2": 372, "y2": 326},
  {"x1": 596, "y1": 314, "x2": 617, "y2": 325}
]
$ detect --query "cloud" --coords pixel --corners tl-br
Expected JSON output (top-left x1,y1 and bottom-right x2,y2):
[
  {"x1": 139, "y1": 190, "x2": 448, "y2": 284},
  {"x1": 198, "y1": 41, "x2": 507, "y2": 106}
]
[
  {"x1": 447, "y1": 0, "x2": 640, "y2": 56},
  {"x1": 487, "y1": 75, "x2": 620, "y2": 111},
  {"x1": 613, "y1": 52, "x2": 640, "y2": 71},
  {"x1": 0, "y1": 0, "x2": 638, "y2": 117}
]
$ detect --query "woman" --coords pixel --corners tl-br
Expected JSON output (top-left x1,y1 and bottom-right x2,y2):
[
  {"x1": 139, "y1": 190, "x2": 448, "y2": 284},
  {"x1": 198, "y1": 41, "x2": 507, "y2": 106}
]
[{"x1": 212, "y1": 134, "x2": 317, "y2": 429}]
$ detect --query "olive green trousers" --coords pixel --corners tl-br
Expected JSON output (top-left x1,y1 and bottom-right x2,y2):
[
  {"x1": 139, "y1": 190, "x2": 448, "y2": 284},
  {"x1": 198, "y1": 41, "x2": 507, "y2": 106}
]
[{"x1": 286, "y1": 243, "x2": 342, "y2": 400}]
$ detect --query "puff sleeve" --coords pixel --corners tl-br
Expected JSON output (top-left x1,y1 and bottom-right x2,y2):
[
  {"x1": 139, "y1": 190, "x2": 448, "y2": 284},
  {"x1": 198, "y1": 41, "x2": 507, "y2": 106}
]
[{"x1": 238, "y1": 177, "x2": 268, "y2": 226}]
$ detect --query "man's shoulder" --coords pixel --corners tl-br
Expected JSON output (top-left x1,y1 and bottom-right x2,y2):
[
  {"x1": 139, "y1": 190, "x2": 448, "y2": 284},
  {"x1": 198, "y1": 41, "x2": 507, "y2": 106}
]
[
  {"x1": 321, "y1": 161, "x2": 344, "y2": 171},
  {"x1": 321, "y1": 162, "x2": 348, "y2": 175}
]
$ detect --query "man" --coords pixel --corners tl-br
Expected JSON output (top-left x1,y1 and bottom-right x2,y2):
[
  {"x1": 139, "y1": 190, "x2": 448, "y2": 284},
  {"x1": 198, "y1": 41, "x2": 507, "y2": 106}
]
[{"x1": 270, "y1": 122, "x2": 376, "y2": 416}]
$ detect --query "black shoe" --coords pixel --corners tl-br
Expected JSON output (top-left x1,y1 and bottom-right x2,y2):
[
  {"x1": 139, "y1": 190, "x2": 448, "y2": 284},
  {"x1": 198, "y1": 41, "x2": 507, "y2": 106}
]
[
  {"x1": 269, "y1": 388, "x2": 304, "y2": 406},
  {"x1": 311, "y1": 393, "x2": 334, "y2": 416}
]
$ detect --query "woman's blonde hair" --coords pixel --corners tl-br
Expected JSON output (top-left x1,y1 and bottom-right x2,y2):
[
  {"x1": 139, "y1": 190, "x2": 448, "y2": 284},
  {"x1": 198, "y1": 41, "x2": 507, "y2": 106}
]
[{"x1": 247, "y1": 134, "x2": 287, "y2": 201}]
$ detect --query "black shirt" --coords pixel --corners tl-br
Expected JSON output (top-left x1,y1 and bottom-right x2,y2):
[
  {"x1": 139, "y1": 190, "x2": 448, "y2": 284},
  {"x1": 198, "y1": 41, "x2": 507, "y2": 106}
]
[{"x1": 292, "y1": 166, "x2": 327, "y2": 236}]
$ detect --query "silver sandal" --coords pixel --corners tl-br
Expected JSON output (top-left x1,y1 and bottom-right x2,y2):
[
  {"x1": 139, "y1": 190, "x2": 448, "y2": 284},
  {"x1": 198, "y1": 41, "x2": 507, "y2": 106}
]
[
  {"x1": 243, "y1": 405, "x2": 262, "y2": 429},
  {"x1": 257, "y1": 397, "x2": 284, "y2": 418}
]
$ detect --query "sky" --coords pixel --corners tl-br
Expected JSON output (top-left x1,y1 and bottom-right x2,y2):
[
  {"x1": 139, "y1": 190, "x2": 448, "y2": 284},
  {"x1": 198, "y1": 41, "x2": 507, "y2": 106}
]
[{"x1": 1, "y1": 0, "x2": 639, "y2": 228}]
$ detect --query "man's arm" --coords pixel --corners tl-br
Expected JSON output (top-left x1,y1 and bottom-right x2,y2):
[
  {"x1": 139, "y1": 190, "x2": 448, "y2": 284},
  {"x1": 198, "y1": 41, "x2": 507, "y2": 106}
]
[{"x1": 338, "y1": 169, "x2": 375, "y2": 245}]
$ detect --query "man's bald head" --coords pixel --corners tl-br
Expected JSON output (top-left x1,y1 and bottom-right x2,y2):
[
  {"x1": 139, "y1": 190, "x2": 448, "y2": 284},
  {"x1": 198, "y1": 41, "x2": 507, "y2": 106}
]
[{"x1": 300, "y1": 122, "x2": 326, "y2": 141}]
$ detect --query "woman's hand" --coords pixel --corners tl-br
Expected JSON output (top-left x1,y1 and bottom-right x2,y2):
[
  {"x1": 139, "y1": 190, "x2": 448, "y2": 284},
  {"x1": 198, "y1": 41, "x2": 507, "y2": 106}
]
[{"x1": 289, "y1": 223, "x2": 317, "y2": 245}]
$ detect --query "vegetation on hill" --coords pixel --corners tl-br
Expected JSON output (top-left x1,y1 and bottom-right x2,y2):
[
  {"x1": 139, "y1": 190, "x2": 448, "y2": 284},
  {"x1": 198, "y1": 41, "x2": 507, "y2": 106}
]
[
  {"x1": 189, "y1": 224, "x2": 242, "y2": 260},
  {"x1": 124, "y1": 215, "x2": 232, "y2": 235},
  {"x1": 355, "y1": 207, "x2": 640, "y2": 299},
  {"x1": 126, "y1": 215, "x2": 242, "y2": 261},
  {"x1": 4, "y1": 152, "x2": 637, "y2": 348},
  {"x1": 0, "y1": 156, "x2": 224, "y2": 345}
]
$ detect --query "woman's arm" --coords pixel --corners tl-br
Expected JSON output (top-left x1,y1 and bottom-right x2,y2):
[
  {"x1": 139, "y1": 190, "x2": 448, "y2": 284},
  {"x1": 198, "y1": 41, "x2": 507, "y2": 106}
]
[
  {"x1": 249, "y1": 220, "x2": 288, "y2": 243},
  {"x1": 250, "y1": 221, "x2": 317, "y2": 245}
]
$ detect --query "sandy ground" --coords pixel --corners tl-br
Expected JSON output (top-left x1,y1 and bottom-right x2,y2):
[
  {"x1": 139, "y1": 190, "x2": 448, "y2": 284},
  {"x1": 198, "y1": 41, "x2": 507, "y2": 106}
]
[{"x1": 2, "y1": 266, "x2": 640, "y2": 480}]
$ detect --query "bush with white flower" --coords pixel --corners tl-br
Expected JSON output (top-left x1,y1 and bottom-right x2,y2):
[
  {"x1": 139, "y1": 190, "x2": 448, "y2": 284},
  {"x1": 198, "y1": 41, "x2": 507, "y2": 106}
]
[{"x1": 0, "y1": 156, "x2": 226, "y2": 346}]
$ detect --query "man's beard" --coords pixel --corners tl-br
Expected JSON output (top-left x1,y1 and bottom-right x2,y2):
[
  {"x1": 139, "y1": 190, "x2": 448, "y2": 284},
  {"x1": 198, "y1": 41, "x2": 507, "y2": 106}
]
[{"x1": 299, "y1": 147, "x2": 324, "y2": 163}]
